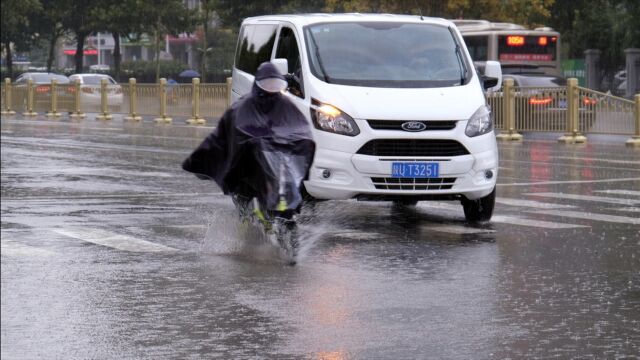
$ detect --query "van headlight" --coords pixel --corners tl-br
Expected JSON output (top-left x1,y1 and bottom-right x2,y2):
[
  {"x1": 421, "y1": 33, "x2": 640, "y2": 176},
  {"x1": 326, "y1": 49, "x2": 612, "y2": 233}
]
[
  {"x1": 310, "y1": 101, "x2": 360, "y2": 136},
  {"x1": 465, "y1": 105, "x2": 493, "y2": 137}
]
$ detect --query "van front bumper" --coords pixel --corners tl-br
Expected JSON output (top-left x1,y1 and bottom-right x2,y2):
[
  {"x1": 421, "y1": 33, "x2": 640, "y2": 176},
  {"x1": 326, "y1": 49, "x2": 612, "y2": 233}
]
[{"x1": 304, "y1": 146, "x2": 498, "y2": 201}]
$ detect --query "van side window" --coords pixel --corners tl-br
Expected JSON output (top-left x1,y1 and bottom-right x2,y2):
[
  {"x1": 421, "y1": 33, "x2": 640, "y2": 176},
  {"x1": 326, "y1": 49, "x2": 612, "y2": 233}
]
[
  {"x1": 235, "y1": 24, "x2": 278, "y2": 75},
  {"x1": 464, "y1": 35, "x2": 488, "y2": 61},
  {"x1": 275, "y1": 27, "x2": 304, "y2": 98}
]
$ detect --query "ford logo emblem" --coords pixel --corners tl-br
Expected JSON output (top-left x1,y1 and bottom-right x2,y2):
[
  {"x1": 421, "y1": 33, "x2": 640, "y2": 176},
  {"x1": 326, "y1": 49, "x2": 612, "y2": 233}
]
[{"x1": 401, "y1": 121, "x2": 427, "y2": 132}]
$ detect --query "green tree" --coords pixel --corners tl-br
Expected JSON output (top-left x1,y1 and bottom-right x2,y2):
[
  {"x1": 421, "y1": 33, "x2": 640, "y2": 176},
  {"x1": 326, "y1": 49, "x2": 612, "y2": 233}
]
[
  {"x1": 90, "y1": 0, "x2": 149, "y2": 80},
  {"x1": 61, "y1": 0, "x2": 102, "y2": 73},
  {"x1": 137, "y1": 0, "x2": 197, "y2": 81},
  {"x1": 37, "y1": 0, "x2": 71, "y2": 72},
  {"x1": 1, "y1": 0, "x2": 42, "y2": 78}
]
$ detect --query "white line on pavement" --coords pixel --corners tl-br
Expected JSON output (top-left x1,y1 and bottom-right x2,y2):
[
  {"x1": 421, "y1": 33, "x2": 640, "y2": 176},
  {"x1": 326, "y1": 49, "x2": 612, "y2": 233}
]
[
  {"x1": 496, "y1": 197, "x2": 576, "y2": 209},
  {"x1": 491, "y1": 215, "x2": 589, "y2": 229},
  {"x1": 53, "y1": 228, "x2": 179, "y2": 252},
  {"x1": 1, "y1": 192, "x2": 224, "y2": 202},
  {"x1": 424, "y1": 224, "x2": 496, "y2": 234},
  {"x1": 1, "y1": 240, "x2": 57, "y2": 257},
  {"x1": 418, "y1": 203, "x2": 587, "y2": 229},
  {"x1": 594, "y1": 190, "x2": 640, "y2": 197},
  {"x1": 607, "y1": 207, "x2": 640, "y2": 213},
  {"x1": 525, "y1": 192, "x2": 640, "y2": 206},
  {"x1": 528, "y1": 209, "x2": 640, "y2": 225}
]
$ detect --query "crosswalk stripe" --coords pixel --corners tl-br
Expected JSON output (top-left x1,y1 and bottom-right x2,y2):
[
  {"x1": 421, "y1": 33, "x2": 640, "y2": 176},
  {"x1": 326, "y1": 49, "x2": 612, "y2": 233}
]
[
  {"x1": 418, "y1": 203, "x2": 587, "y2": 229},
  {"x1": 492, "y1": 215, "x2": 589, "y2": 229},
  {"x1": 53, "y1": 228, "x2": 178, "y2": 252},
  {"x1": 527, "y1": 210, "x2": 640, "y2": 225},
  {"x1": 594, "y1": 190, "x2": 640, "y2": 197},
  {"x1": 525, "y1": 192, "x2": 640, "y2": 206},
  {"x1": 425, "y1": 224, "x2": 496, "y2": 234},
  {"x1": 609, "y1": 207, "x2": 640, "y2": 213},
  {"x1": 552, "y1": 156, "x2": 640, "y2": 165},
  {"x1": 1, "y1": 240, "x2": 56, "y2": 257},
  {"x1": 496, "y1": 197, "x2": 576, "y2": 209}
]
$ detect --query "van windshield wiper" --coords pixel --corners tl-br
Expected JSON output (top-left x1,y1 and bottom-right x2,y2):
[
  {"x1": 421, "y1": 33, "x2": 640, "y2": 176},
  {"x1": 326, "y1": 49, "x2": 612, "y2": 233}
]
[{"x1": 307, "y1": 30, "x2": 331, "y2": 83}]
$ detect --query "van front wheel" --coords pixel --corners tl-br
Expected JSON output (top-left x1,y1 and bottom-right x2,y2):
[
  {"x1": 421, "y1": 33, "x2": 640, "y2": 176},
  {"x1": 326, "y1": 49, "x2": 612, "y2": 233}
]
[{"x1": 461, "y1": 187, "x2": 495, "y2": 223}]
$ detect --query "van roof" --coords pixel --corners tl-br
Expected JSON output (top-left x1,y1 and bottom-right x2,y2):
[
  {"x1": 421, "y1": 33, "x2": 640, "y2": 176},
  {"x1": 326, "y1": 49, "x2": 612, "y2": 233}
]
[{"x1": 242, "y1": 13, "x2": 453, "y2": 27}]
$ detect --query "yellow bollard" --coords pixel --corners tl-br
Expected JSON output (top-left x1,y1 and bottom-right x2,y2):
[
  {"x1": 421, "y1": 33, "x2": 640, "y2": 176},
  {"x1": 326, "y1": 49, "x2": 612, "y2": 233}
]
[
  {"x1": 558, "y1": 78, "x2": 586, "y2": 143},
  {"x1": 496, "y1": 78, "x2": 522, "y2": 141},
  {"x1": 96, "y1": 78, "x2": 113, "y2": 120},
  {"x1": 46, "y1": 79, "x2": 62, "y2": 118},
  {"x1": 69, "y1": 79, "x2": 86, "y2": 119},
  {"x1": 626, "y1": 94, "x2": 640, "y2": 147},
  {"x1": 226, "y1": 77, "x2": 232, "y2": 109},
  {"x1": 154, "y1": 78, "x2": 172, "y2": 123},
  {"x1": 124, "y1": 78, "x2": 142, "y2": 121},
  {"x1": 22, "y1": 79, "x2": 37, "y2": 116},
  {"x1": 1, "y1": 78, "x2": 16, "y2": 115},
  {"x1": 186, "y1": 77, "x2": 205, "y2": 125}
]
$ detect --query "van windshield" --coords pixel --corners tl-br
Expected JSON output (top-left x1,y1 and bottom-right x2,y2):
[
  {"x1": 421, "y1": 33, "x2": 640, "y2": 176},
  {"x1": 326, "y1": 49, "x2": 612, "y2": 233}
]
[{"x1": 304, "y1": 22, "x2": 468, "y2": 88}]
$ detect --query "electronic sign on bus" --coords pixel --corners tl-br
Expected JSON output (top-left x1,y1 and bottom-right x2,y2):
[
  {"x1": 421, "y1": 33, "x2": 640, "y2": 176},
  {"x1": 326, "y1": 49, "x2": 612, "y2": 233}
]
[{"x1": 499, "y1": 35, "x2": 557, "y2": 62}]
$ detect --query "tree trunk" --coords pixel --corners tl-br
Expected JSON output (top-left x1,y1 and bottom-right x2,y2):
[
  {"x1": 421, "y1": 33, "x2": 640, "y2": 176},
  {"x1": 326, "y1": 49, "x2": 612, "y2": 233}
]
[
  {"x1": 112, "y1": 32, "x2": 121, "y2": 81},
  {"x1": 46, "y1": 31, "x2": 59, "y2": 72},
  {"x1": 155, "y1": 18, "x2": 161, "y2": 82},
  {"x1": 201, "y1": 11, "x2": 209, "y2": 82},
  {"x1": 5, "y1": 42, "x2": 13, "y2": 79},
  {"x1": 75, "y1": 32, "x2": 87, "y2": 74}
]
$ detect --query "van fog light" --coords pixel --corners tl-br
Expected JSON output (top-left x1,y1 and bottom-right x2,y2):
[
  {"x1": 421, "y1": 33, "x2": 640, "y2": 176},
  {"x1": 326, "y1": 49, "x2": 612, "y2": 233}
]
[
  {"x1": 322, "y1": 169, "x2": 332, "y2": 179},
  {"x1": 484, "y1": 170, "x2": 494, "y2": 179}
]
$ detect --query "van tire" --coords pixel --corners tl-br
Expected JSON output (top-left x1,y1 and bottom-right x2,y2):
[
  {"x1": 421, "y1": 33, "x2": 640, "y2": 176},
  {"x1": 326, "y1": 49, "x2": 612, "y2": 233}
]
[{"x1": 461, "y1": 187, "x2": 495, "y2": 222}]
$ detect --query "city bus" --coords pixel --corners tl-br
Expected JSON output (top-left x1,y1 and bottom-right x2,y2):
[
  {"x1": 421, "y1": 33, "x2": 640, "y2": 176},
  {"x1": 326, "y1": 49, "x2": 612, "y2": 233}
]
[{"x1": 452, "y1": 20, "x2": 561, "y2": 76}]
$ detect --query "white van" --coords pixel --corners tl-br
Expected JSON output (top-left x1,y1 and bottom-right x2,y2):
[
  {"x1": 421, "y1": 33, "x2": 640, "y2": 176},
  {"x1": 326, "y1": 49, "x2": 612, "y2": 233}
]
[{"x1": 231, "y1": 14, "x2": 502, "y2": 222}]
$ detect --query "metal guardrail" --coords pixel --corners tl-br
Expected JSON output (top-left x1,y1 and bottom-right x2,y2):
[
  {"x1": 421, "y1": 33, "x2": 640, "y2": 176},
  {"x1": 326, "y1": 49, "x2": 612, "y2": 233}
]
[{"x1": 2, "y1": 77, "x2": 639, "y2": 145}]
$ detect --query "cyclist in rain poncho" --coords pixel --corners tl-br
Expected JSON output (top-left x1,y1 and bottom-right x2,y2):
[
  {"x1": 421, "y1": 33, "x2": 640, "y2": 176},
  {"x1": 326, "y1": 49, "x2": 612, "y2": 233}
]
[{"x1": 182, "y1": 62, "x2": 315, "y2": 217}]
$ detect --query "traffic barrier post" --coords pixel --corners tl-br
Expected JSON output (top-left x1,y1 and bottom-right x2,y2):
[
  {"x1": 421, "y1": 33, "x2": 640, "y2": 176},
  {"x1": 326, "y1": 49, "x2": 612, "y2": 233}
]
[
  {"x1": 558, "y1": 78, "x2": 586, "y2": 143},
  {"x1": 154, "y1": 78, "x2": 172, "y2": 123},
  {"x1": 96, "y1": 78, "x2": 113, "y2": 120},
  {"x1": 124, "y1": 78, "x2": 142, "y2": 121},
  {"x1": 626, "y1": 94, "x2": 640, "y2": 147},
  {"x1": 496, "y1": 78, "x2": 522, "y2": 140},
  {"x1": 226, "y1": 77, "x2": 232, "y2": 109},
  {"x1": 186, "y1": 78, "x2": 205, "y2": 125},
  {"x1": 22, "y1": 79, "x2": 37, "y2": 116},
  {"x1": 1, "y1": 78, "x2": 15, "y2": 115},
  {"x1": 46, "y1": 79, "x2": 62, "y2": 118},
  {"x1": 69, "y1": 79, "x2": 85, "y2": 118}
]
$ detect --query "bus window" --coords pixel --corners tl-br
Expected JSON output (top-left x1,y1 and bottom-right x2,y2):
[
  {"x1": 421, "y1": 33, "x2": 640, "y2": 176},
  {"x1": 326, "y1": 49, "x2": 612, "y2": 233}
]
[
  {"x1": 463, "y1": 35, "x2": 488, "y2": 61},
  {"x1": 498, "y1": 35, "x2": 557, "y2": 62}
]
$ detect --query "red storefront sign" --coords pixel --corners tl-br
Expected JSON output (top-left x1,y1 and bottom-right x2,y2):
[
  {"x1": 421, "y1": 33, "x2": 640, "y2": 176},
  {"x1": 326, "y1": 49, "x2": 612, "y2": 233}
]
[{"x1": 64, "y1": 49, "x2": 98, "y2": 56}]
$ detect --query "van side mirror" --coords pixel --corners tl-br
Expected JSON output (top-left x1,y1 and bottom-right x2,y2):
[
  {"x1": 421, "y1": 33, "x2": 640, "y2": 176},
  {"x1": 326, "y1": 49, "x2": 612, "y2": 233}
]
[
  {"x1": 273, "y1": 58, "x2": 304, "y2": 98},
  {"x1": 483, "y1": 61, "x2": 502, "y2": 91}
]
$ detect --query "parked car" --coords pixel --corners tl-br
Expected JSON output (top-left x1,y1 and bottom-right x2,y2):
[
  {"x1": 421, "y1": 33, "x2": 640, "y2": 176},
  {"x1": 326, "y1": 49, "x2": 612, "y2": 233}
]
[
  {"x1": 504, "y1": 74, "x2": 596, "y2": 131},
  {"x1": 14, "y1": 72, "x2": 74, "y2": 111},
  {"x1": 68, "y1": 74, "x2": 123, "y2": 111}
]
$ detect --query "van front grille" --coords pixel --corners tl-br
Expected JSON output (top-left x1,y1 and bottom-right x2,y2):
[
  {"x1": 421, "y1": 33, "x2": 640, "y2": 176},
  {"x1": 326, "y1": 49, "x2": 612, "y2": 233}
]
[
  {"x1": 367, "y1": 120, "x2": 457, "y2": 131},
  {"x1": 357, "y1": 139, "x2": 469, "y2": 157},
  {"x1": 371, "y1": 177, "x2": 457, "y2": 190}
]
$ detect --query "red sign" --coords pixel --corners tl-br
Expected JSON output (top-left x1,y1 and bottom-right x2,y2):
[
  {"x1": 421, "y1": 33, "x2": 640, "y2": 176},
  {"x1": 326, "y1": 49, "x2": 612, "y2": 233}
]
[
  {"x1": 499, "y1": 53, "x2": 553, "y2": 61},
  {"x1": 63, "y1": 49, "x2": 98, "y2": 56},
  {"x1": 506, "y1": 36, "x2": 525, "y2": 46}
]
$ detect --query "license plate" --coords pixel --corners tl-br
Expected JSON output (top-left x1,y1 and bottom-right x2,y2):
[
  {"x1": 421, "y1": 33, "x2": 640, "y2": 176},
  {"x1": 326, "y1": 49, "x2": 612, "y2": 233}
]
[{"x1": 391, "y1": 162, "x2": 439, "y2": 178}]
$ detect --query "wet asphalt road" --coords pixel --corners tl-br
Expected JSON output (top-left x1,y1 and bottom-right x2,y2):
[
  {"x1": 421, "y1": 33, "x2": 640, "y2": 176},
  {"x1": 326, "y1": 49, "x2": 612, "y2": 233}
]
[{"x1": 1, "y1": 114, "x2": 639, "y2": 359}]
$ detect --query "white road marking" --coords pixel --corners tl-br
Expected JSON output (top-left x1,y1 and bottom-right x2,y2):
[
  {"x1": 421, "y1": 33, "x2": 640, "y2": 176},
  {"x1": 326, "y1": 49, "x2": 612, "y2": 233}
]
[
  {"x1": 330, "y1": 231, "x2": 386, "y2": 240},
  {"x1": 53, "y1": 228, "x2": 178, "y2": 252},
  {"x1": 425, "y1": 224, "x2": 495, "y2": 234},
  {"x1": 418, "y1": 203, "x2": 587, "y2": 229},
  {"x1": 526, "y1": 192, "x2": 640, "y2": 206},
  {"x1": 498, "y1": 177, "x2": 640, "y2": 187},
  {"x1": 496, "y1": 197, "x2": 576, "y2": 209},
  {"x1": 594, "y1": 190, "x2": 640, "y2": 197},
  {"x1": 1, "y1": 240, "x2": 56, "y2": 257},
  {"x1": 492, "y1": 215, "x2": 589, "y2": 229},
  {"x1": 528, "y1": 210, "x2": 640, "y2": 225},
  {"x1": 609, "y1": 207, "x2": 640, "y2": 213},
  {"x1": 552, "y1": 156, "x2": 640, "y2": 165},
  {"x1": 1, "y1": 192, "x2": 224, "y2": 202}
]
